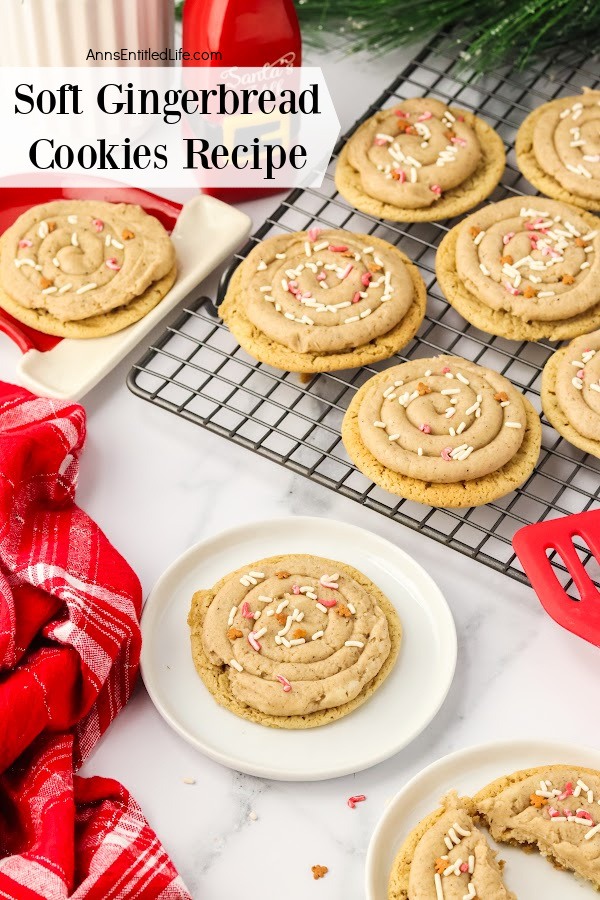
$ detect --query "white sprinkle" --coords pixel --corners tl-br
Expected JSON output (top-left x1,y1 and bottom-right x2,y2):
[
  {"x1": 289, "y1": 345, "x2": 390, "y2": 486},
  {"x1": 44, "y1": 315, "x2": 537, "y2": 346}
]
[
  {"x1": 434, "y1": 873, "x2": 444, "y2": 900},
  {"x1": 457, "y1": 421, "x2": 466, "y2": 434},
  {"x1": 344, "y1": 640, "x2": 364, "y2": 648},
  {"x1": 537, "y1": 291, "x2": 555, "y2": 298},
  {"x1": 388, "y1": 433, "x2": 400, "y2": 441},
  {"x1": 41, "y1": 285, "x2": 58, "y2": 294},
  {"x1": 275, "y1": 253, "x2": 286, "y2": 259},
  {"x1": 456, "y1": 373, "x2": 469, "y2": 385},
  {"x1": 445, "y1": 408, "x2": 456, "y2": 418},
  {"x1": 572, "y1": 377, "x2": 584, "y2": 390},
  {"x1": 578, "y1": 779, "x2": 590, "y2": 792},
  {"x1": 14, "y1": 258, "x2": 36, "y2": 268},
  {"x1": 276, "y1": 599, "x2": 289, "y2": 614},
  {"x1": 67, "y1": 214, "x2": 78, "y2": 224},
  {"x1": 347, "y1": 603, "x2": 356, "y2": 614},
  {"x1": 473, "y1": 230, "x2": 485, "y2": 246},
  {"x1": 257, "y1": 260, "x2": 267, "y2": 271},
  {"x1": 76, "y1": 282, "x2": 96, "y2": 295},
  {"x1": 313, "y1": 241, "x2": 329, "y2": 252},
  {"x1": 468, "y1": 855, "x2": 475, "y2": 875},
  {"x1": 71, "y1": 232, "x2": 79, "y2": 247},
  {"x1": 585, "y1": 823, "x2": 600, "y2": 840},
  {"x1": 479, "y1": 263, "x2": 490, "y2": 276},
  {"x1": 444, "y1": 836, "x2": 454, "y2": 852},
  {"x1": 58, "y1": 283, "x2": 72, "y2": 294},
  {"x1": 410, "y1": 167, "x2": 417, "y2": 183},
  {"x1": 442, "y1": 388, "x2": 460, "y2": 395},
  {"x1": 345, "y1": 315, "x2": 360, "y2": 324},
  {"x1": 316, "y1": 603, "x2": 328, "y2": 613},
  {"x1": 312, "y1": 630, "x2": 324, "y2": 640},
  {"x1": 52, "y1": 257, "x2": 60, "y2": 267},
  {"x1": 581, "y1": 261, "x2": 590, "y2": 269},
  {"x1": 373, "y1": 421, "x2": 386, "y2": 428},
  {"x1": 418, "y1": 447, "x2": 423, "y2": 456},
  {"x1": 253, "y1": 611, "x2": 261, "y2": 620},
  {"x1": 445, "y1": 372, "x2": 454, "y2": 379},
  {"x1": 454, "y1": 823, "x2": 471, "y2": 837},
  {"x1": 289, "y1": 638, "x2": 305, "y2": 646},
  {"x1": 254, "y1": 627, "x2": 267, "y2": 640},
  {"x1": 448, "y1": 828, "x2": 461, "y2": 845},
  {"x1": 229, "y1": 659, "x2": 243, "y2": 672},
  {"x1": 280, "y1": 637, "x2": 291, "y2": 648},
  {"x1": 228, "y1": 606, "x2": 237, "y2": 626},
  {"x1": 505, "y1": 421, "x2": 522, "y2": 428},
  {"x1": 248, "y1": 811, "x2": 258, "y2": 821}
]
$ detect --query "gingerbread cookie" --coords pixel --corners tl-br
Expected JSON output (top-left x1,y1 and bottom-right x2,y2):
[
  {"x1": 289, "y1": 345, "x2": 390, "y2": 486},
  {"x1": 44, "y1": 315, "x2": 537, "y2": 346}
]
[
  {"x1": 342, "y1": 355, "x2": 541, "y2": 508},
  {"x1": 219, "y1": 228, "x2": 426, "y2": 372},
  {"x1": 335, "y1": 97, "x2": 505, "y2": 223},
  {"x1": 542, "y1": 329, "x2": 600, "y2": 459},
  {"x1": 436, "y1": 197, "x2": 600, "y2": 341},
  {"x1": 188, "y1": 554, "x2": 401, "y2": 728},
  {"x1": 516, "y1": 90, "x2": 600, "y2": 212},
  {"x1": 0, "y1": 199, "x2": 176, "y2": 338}
]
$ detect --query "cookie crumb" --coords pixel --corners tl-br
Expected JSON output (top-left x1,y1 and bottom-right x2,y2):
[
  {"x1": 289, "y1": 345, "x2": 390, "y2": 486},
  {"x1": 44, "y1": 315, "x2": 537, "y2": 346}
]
[
  {"x1": 182, "y1": 777, "x2": 196, "y2": 785},
  {"x1": 248, "y1": 810, "x2": 258, "y2": 821},
  {"x1": 311, "y1": 865, "x2": 328, "y2": 880}
]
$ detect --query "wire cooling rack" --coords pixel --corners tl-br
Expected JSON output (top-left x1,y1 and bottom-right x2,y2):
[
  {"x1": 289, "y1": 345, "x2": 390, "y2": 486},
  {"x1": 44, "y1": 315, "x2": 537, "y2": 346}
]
[{"x1": 128, "y1": 32, "x2": 600, "y2": 599}]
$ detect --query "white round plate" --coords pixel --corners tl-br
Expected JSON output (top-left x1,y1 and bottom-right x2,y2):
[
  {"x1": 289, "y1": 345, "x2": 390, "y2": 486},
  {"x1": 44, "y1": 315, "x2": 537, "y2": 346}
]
[
  {"x1": 141, "y1": 516, "x2": 456, "y2": 781},
  {"x1": 366, "y1": 739, "x2": 600, "y2": 899}
]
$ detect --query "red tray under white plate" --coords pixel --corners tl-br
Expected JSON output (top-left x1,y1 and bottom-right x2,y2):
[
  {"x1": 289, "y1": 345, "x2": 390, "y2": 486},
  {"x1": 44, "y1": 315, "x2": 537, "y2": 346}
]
[{"x1": 0, "y1": 184, "x2": 252, "y2": 399}]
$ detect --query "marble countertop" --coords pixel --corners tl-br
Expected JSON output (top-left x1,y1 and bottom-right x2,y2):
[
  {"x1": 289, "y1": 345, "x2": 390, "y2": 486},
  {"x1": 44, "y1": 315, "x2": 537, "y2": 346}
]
[{"x1": 1, "y1": 43, "x2": 599, "y2": 900}]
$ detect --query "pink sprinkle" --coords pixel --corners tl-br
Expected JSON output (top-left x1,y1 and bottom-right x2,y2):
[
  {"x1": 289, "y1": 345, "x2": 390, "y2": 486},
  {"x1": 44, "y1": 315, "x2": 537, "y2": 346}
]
[
  {"x1": 394, "y1": 109, "x2": 409, "y2": 118},
  {"x1": 308, "y1": 227, "x2": 321, "y2": 241},
  {"x1": 547, "y1": 807, "x2": 560, "y2": 817},
  {"x1": 292, "y1": 584, "x2": 300, "y2": 595},
  {"x1": 329, "y1": 244, "x2": 348, "y2": 252},
  {"x1": 276, "y1": 674, "x2": 292, "y2": 692},
  {"x1": 451, "y1": 136, "x2": 467, "y2": 146},
  {"x1": 460, "y1": 863, "x2": 469, "y2": 873},
  {"x1": 419, "y1": 423, "x2": 432, "y2": 434},
  {"x1": 457, "y1": 115, "x2": 465, "y2": 122},
  {"x1": 347, "y1": 794, "x2": 366, "y2": 809},
  {"x1": 18, "y1": 239, "x2": 32, "y2": 249},
  {"x1": 352, "y1": 292, "x2": 361, "y2": 304},
  {"x1": 577, "y1": 369, "x2": 585, "y2": 379},
  {"x1": 559, "y1": 782, "x2": 573, "y2": 800},
  {"x1": 395, "y1": 168, "x2": 406, "y2": 183},
  {"x1": 340, "y1": 263, "x2": 353, "y2": 280},
  {"x1": 430, "y1": 184, "x2": 442, "y2": 195},
  {"x1": 92, "y1": 218, "x2": 104, "y2": 232},
  {"x1": 248, "y1": 632, "x2": 261, "y2": 652},
  {"x1": 361, "y1": 272, "x2": 373, "y2": 287},
  {"x1": 319, "y1": 598, "x2": 337, "y2": 608},
  {"x1": 503, "y1": 281, "x2": 520, "y2": 296},
  {"x1": 503, "y1": 232, "x2": 515, "y2": 245},
  {"x1": 417, "y1": 111, "x2": 432, "y2": 121},
  {"x1": 105, "y1": 257, "x2": 121, "y2": 271},
  {"x1": 302, "y1": 291, "x2": 312, "y2": 299},
  {"x1": 442, "y1": 366, "x2": 451, "y2": 374},
  {"x1": 373, "y1": 137, "x2": 388, "y2": 146},
  {"x1": 577, "y1": 809, "x2": 594, "y2": 821},
  {"x1": 240, "y1": 602, "x2": 253, "y2": 619},
  {"x1": 441, "y1": 447, "x2": 453, "y2": 461},
  {"x1": 288, "y1": 280, "x2": 298, "y2": 290},
  {"x1": 317, "y1": 272, "x2": 327, "y2": 281}
]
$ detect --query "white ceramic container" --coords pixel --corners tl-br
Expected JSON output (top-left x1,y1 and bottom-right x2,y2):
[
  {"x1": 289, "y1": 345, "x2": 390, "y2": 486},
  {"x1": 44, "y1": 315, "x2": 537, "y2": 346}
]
[{"x1": 1, "y1": 0, "x2": 174, "y2": 66}]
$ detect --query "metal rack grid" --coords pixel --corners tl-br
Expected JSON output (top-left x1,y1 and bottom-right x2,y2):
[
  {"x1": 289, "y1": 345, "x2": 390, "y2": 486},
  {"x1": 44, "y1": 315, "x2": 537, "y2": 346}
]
[{"x1": 128, "y1": 31, "x2": 600, "y2": 599}]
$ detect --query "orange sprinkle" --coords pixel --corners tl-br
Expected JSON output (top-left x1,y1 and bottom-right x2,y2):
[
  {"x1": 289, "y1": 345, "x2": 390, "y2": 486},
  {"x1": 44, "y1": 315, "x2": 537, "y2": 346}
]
[
  {"x1": 311, "y1": 866, "x2": 328, "y2": 880},
  {"x1": 122, "y1": 229, "x2": 135, "y2": 241},
  {"x1": 227, "y1": 627, "x2": 243, "y2": 641},
  {"x1": 336, "y1": 604, "x2": 352, "y2": 617},
  {"x1": 276, "y1": 613, "x2": 287, "y2": 626},
  {"x1": 562, "y1": 274, "x2": 575, "y2": 284},
  {"x1": 523, "y1": 285, "x2": 537, "y2": 298},
  {"x1": 576, "y1": 237, "x2": 586, "y2": 248},
  {"x1": 417, "y1": 381, "x2": 432, "y2": 396},
  {"x1": 434, "y1": 858, "x2": 447, "y2": 875},
  {"x1": 530, "y1": 793, "x2": 548, "y2": 809},
  {"x1": 293, "y1": 628, "x2": 307, "y2": 640},
  {"x1": 494, "y1": 391, "x2": 509, "y2": 402},
  {"x1": 444, "y1": 130, "x2": 455, "y2": 141},
  {"x1": 40, "y1": 277, "x2": 53, "y2": 290},
  {"x1": 469, "y1": 226, "x2": 481, "y2": 238},
  {"x1": 275, "y1": 571, "x2": 290, "y2": 579},
  {"x1": 500, "y1": 255, "x2": 513, "y2": 265},
  {"x1": 47, "y1": 221, "x2": 57, "y2": 233}
]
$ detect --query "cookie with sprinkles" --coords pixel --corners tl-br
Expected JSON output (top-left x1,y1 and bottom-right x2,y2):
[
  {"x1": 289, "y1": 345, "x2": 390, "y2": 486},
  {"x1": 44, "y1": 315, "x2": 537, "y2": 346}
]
[
  {"x1": 219, "y1": 229, "x2": 426, "y2": 372},
  {"x1": 187, "y1": 554, "x2": 401, "y2": 728},
  {"x1": 475, "y1": 765, "x2": 600, "y2": 891},
  {"x1": 436, "y1": 197, "x2": 600, "y2": 341},
  {"x1": 388, "y1": 791, "x2": 515, "y2": 900},
  {"x1": 0, "y1": 199, "x2": 176, "y2": 338},
  {"x1": 542, "y1": 329, "x2": 600, "y2": 459},
  {"x1": 342, "y1": 355, "x2": 541, "y2": 508},
  {"x1": 335, "y1": 97, "x2": 505, "y2": 223},
  {"x1": 516, "y1": 90, "x2": 600, "y2": 212}
]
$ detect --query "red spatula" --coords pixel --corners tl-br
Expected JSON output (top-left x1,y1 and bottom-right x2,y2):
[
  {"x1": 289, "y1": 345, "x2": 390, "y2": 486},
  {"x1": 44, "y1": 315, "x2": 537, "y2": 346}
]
[{"x1": 513, "y1": 510, "x2": 600, "y2": 646}]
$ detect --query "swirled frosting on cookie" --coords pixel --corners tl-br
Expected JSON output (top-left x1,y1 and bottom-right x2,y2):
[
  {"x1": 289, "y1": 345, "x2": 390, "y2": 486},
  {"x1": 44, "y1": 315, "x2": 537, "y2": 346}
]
[
  {"x1": 531, "y1": 91, "x2": 600, "y2": 202},
  {"x1": 238, "y1": 229, "x2": 417, "y2": 354},
  {"x1": 357, "y1": 355, "x2": 528, "y2": 484},
  {"x1": 554, "y1": 330, "x2": 600, "y2": 441},
  {"x1": 346, "y1": 98, "x2": 482, "y2": 210},
  {"x1": 201, "y1": 555, "x2": 392, "y2": 716},
  {"x1": 477, "y1": 767, "x2": 600, "y2": 890},
  {"x1": 455, "y1": 197, "x2": 599, "y2": 321},
  {"x1": 0, "y1": 200, "x2": 175, "y2": 322},
  {"x1": 408, "y1": 793, "x2": 514, "y2": 900}
]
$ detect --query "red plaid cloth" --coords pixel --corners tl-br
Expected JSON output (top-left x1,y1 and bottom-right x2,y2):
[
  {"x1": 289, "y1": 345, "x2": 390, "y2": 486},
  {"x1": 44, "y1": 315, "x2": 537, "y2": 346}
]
[{"x1": 0, "y1": 383, "x2": 191, "y2": 899}]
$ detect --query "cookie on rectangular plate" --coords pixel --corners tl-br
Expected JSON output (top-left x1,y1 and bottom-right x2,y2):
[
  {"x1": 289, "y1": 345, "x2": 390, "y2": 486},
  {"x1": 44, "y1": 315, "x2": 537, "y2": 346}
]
[
  {"x1": 474, "y1": 764, "x2": 600, "y2": 891},
  {"x1": 436, "y1": 196, "x2": 600, "y2": 341},
  {"x1": 187, "y1": 554, "x2": 401, "y2": 729},
  {"x1": 388, "y1": 790, "x2": 515, "y2": 900},
  {"x1": 0, "y1": 199, "x2": 176, "y2": 338},
  {"x1": 219, "y1": 229, "x2": 426, "y2": 373},
  {"x1": 335, "y1": 97, "x2": 505, "y2": 223},
  {"x1": 342, "y1": 354, "x2": 541, "y2": 509}
]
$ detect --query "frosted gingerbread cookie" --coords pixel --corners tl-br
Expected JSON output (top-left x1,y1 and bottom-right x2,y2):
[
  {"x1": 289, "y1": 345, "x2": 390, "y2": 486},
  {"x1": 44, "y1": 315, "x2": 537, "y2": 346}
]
[
  {"x1": 219, "y1": 228, "x2": 426, "y2": 372},
  {"x1": 542, "y1": 329, "x2": 600, "y2": 459},
  {"x1": 516, "y1": 90, "x2": 600, "y2": 212},
  {"x1": 0, "y1": 199, "x2": 176, "y2": 338},
  {"x1": 187, "y1": 554, "x2": 401, "y2": 728},
  {"x1": 335, "y1": 97, "x2": 505, "y2": 222},
  {"x1": 342, "y1": 355, "x2": 541, "y2": 508},
  {"x1": 475, "y1": 765, "x2": 600, "y2": 891},
  {"x1": 436, "y1": 197, "x2": 600, "y2": 341},
  {"x1": 388, "y1": 791, "x2": 515, "y2": 900}
]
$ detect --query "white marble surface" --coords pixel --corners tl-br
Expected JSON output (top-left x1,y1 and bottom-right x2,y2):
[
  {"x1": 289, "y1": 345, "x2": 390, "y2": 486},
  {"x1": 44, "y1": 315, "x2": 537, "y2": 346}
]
[{"x1": 2, "y1": 44, "x2": 600, "y2": 900}]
